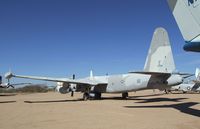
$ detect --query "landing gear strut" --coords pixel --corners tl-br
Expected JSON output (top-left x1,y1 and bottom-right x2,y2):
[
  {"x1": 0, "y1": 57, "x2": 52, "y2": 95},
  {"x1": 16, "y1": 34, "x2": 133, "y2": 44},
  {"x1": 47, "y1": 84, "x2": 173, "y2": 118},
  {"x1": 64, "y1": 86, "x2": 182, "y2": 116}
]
[
  {"x1": 164, "y1": 89, "x2": 171, "y2": 94},
  {"x1": 83, "y1": 93, "x2": 89, "y2": 101},
  {"x1": 122, "y1": 92, "x2": 128, "y2": 99}
]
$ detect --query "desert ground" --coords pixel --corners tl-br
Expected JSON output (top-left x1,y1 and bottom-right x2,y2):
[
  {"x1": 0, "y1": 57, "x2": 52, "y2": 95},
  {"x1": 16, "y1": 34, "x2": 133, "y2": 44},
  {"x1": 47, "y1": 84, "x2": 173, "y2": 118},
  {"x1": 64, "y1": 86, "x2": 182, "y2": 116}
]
[{"x1": 0, "y1": 90, "x2": 199, "y2": 129}]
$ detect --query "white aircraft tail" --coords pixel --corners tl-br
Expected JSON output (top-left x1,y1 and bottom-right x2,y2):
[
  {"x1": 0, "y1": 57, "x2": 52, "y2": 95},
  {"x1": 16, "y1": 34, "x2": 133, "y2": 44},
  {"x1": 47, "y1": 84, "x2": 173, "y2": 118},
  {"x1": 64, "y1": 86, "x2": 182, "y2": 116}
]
[
  {"x1": 90, "y1": 70, "x2": 94, "y2": 79},
  {"x1": 195, "y1": 68, "x2": 200, "y2": 80},
  {"x1": 144, "y1": 27, "x2": 175, "y2": 73},
  {"x1": 167, "y1": 0, "x2": 200, "y2": 42}
]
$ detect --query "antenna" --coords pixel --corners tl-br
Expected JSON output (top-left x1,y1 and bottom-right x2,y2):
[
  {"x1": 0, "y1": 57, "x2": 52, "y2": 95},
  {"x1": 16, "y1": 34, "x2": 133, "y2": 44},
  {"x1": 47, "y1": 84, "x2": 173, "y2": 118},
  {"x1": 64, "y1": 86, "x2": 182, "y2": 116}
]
[{"x1": 90, "y1": 70, "x2": 93, "y2": 79}]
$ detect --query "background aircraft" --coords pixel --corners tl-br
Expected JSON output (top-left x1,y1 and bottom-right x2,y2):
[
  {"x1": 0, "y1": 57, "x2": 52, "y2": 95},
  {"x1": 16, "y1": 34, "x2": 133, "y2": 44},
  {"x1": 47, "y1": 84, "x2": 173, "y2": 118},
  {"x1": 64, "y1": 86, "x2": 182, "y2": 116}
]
[
  {"x1": 167, "y1": 0, "x2": 200, "y2": 52},
  {"x1": 0, "y1": 75, "x2": 31, "y2": 88},
  {"x1": 5, "y1": 27, "x2": 191, "y2": 100},
  {"x1": 165, "y1": 68, "x2": 200, "y2": 93},
  {"x1": 170, "y1": 82, "x2": 200, "y2": 93}
]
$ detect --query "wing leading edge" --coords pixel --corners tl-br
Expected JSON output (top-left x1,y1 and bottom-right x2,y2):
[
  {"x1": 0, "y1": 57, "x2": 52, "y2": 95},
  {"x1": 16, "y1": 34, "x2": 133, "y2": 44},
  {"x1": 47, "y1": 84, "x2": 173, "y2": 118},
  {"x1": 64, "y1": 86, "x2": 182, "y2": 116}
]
[{"x1": 5, "y1": 72, "x2": 106, "y2": 86}]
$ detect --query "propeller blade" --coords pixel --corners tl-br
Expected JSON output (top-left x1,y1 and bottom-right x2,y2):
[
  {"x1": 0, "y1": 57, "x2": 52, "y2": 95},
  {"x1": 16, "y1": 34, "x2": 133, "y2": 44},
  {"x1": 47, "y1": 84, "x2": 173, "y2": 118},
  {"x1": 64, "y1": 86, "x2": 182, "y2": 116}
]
[
  {"x1": 7, "y1": 78, "x2": 10, "y2": 85},
  {"x1": 6, "y1": 84, "x2": 14, "y2": 88},
  {"x1": 0, "y1": 76, "x2": 2, "y2": 84}
]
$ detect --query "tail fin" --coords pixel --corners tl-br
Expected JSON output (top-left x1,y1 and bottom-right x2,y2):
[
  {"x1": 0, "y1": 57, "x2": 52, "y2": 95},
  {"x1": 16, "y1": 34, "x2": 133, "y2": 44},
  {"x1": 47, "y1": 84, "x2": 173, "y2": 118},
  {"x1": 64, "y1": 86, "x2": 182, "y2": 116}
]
[
  {"x1": 167, "y1": 0, "x2": 200, "y2": 42},
  {"x1": 195, "y1": 68, "x2": 200, "y2": 80},
  {"x1": 144, "y1": 27, "x2": 175, "y2": 73},
  {"x1": 167, "y1": 0, "x2": 200, "y2": 52},
  {"x1": 90, "y1": 70, "x2": 93, "y2": 79}
]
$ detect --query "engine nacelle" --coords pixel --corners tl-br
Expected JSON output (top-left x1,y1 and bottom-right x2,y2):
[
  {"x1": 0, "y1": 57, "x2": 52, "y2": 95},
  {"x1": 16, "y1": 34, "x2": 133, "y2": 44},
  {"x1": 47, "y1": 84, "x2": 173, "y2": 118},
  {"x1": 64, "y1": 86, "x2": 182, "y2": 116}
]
[
  {"x1": 56, "y1": 85, "x2": 70, "y2": 94},
  {"x1": 56, "y1": 82, "x2": 77, "y2": 94},
  {"x1": 167, "y1": 75, "x2": 183, "y2": 86},
  {"x1": 56, "y1": 82, "x2": 70, "y2": 94}
]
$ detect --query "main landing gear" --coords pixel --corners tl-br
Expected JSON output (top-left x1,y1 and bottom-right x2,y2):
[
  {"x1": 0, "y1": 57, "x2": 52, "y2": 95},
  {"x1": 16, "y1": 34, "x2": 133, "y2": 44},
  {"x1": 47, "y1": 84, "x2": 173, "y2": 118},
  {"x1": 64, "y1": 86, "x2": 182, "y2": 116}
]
[
  {"x1": 83, "y1": 92, "x2": 102, "y2": 101},
  {"x1": 122, "y1": 92, "x2": 128, "y2": 99},
  {"x1": 82, "y1": 92, "x2": 128, "y2": 100}
]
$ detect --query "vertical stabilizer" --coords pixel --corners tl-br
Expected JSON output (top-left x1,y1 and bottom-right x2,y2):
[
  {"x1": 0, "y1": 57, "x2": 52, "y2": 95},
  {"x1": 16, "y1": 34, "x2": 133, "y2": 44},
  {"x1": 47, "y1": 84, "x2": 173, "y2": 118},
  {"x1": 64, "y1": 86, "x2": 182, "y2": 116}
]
[
  {"x1": 144, "y1": 27, "x2": 175, "y2": 73},
  {"x1": 167, "y1": 0, "x2": 200, "y2": 42},
  {"x1": 167, "y1": 0, "x2": 200, "y2": 52},
  {"x1": 195, "y1": 68, "x2": 200, "y2": 80},
  {"x1": 90, "y1": 70, "x2": 93, "y2": 79}
]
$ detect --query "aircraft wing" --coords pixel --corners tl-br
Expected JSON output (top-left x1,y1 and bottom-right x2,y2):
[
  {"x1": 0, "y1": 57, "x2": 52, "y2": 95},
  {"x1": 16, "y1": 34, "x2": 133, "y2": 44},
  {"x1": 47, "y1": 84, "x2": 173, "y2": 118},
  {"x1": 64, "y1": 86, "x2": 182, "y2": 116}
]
[{"x1": 5, "y1": 72, "x2": 106, "y2": 86}]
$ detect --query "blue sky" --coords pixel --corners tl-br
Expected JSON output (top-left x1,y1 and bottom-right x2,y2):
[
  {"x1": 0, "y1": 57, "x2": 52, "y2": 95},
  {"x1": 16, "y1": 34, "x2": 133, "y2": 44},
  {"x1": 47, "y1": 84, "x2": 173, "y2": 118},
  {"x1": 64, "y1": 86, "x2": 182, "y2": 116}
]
[{"x1": 0, "y1": 0, "x2": 199, "y2": 84}]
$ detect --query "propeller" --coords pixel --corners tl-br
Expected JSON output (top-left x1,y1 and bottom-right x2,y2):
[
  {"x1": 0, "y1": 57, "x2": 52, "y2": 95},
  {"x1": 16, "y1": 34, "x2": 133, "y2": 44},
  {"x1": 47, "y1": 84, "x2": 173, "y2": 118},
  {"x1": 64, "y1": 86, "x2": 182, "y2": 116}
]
[
  {"x1": 70, "y1": 74, "x2": 76, "y2": 97},
  {"x1": 0, "y1": 76, "x2": 2, "y2": 85},
  {"x1": 6, "y1": 78, "x2": 14, "y2": 88}
]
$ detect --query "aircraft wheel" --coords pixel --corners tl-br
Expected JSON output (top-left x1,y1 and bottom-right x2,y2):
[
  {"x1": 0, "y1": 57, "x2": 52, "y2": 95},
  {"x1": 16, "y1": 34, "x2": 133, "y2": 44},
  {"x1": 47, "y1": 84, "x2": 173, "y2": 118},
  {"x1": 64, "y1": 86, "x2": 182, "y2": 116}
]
[
  {"x1": 164, "y1": 89, "x2": 169, "y2": 94},
  {"x1": 83, "y1": 93, "x2": 89, "y2": 101},
  {"x1": 122, "y1": 92, "x2": 128, "y2": 99},
  {"x1": 182, "y1": 91, "x2": 187, "y2": 94},
  {"x1": 95, "y1": 92, "x2": 102, "y2": 100}
]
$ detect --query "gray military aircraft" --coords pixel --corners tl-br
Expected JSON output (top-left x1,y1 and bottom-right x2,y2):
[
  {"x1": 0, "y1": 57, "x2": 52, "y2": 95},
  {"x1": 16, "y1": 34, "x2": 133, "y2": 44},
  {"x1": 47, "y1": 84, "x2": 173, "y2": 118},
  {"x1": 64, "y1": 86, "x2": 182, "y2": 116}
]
[
  {"x1": 167, "y1": 0, "x2": 200, "y2": 52},
  {"x1": 5, "y1": 27, "x2": 191, "y2": 100}
]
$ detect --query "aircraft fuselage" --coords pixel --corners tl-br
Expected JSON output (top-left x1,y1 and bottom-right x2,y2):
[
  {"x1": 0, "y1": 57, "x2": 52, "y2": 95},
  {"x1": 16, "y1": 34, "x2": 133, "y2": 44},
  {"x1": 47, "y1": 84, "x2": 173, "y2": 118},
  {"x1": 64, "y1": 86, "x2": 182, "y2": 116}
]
[{"x1": 77, "y1": 73, "x2": 183, "y2": 94}]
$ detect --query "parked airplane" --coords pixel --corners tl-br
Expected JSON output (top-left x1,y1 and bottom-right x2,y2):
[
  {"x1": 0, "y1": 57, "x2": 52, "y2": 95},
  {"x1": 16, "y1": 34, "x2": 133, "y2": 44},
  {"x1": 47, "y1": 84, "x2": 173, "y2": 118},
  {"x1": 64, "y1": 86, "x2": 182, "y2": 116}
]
[
  {"x1": 169, "y1": 82, "x2": 200, "y2": 93},
  {"x1": 165, "y1": 68, "x2": 200, "y2": 93},
  {"x1": 5, "y1": 27, "x2": 191, "y2": 100},
  {"x1": 0, "y1": 75, "x2": 31, "y2": 88},
  {"x1": 167, "y1": 0, "x2": 200, "y2": 52}
]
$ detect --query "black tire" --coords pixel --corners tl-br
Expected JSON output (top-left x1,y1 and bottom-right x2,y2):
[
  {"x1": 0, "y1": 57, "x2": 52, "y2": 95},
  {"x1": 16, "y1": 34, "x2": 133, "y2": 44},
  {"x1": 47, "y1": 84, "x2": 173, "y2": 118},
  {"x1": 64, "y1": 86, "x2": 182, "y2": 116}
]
[
  {"x1": 182, "y1": 91, "x2": 187, "y2": 94},
  {"x1": 95, "y1": 92, "x2": 102, "y2": 100},
  {"x1": 122, "y1": 92, "x2": 128, "y2": 99},
  {"x1": 164, "y1": 89, "x2": 169, "y2": 94}
]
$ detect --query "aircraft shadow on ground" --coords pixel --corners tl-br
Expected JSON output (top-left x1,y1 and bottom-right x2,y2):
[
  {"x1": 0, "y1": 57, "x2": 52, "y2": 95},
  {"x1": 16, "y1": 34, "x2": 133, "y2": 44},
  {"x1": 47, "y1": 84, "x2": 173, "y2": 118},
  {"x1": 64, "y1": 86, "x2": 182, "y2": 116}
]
[
  {"x1": 24, "y1": 99, "x2": 83, "y2": 103},
  {"x1": 101, "y1": 93, "x2": 166, "y2": 101},
  {"x1": 0, "y1": 101, "x2": 16, "y2": 103},
  {"x1": 23, "y1": 94, "x2": 166, "y2": 103},
  {"x1": 0, "y1": 94, "x2": 17, "y2": 97},
  {"x1": 124, "y1": 102, "x2": 200, "y2": 117},
  {"x1": 23, "y1": 93, "x2": 174, "y2": 103},
  {"x1": 133, "y1": 97, "x2": 188, "y2": 103}
]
